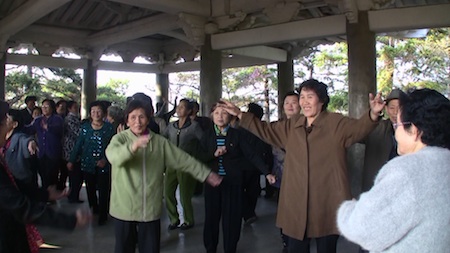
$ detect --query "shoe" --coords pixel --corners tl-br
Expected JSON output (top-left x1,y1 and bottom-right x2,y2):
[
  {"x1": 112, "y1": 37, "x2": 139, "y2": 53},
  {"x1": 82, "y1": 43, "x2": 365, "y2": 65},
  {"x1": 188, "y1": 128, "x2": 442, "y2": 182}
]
[
  {"x1": 168, "y1": 222, "x2": 179, "y2": 230},
  {"x1": 180, "y1": 223, "x2": 194, "y2": 230},
  {"x1": 244, "y1": 216, "x2": 258, "y2": 226}
]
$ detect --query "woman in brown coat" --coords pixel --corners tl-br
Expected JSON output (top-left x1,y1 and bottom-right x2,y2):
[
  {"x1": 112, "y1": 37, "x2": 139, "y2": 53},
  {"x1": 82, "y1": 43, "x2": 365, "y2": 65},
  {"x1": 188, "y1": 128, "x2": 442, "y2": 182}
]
[{"x1": 221, "y1": 79, "x2": 385, "y2": 253}]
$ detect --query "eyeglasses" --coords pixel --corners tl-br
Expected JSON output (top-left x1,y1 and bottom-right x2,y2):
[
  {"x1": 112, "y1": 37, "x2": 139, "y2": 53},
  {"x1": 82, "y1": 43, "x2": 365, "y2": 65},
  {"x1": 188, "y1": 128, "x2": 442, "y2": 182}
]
[{"x1": 393, "y1": 122, "x2": 411, "y2": 130}]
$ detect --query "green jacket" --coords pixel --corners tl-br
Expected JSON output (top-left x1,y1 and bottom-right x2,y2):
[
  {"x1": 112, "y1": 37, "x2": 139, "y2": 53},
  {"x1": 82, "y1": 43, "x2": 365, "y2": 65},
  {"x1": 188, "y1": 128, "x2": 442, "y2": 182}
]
[{"x1": 105, "y1": 129, "x2": 211, "y2": 222}]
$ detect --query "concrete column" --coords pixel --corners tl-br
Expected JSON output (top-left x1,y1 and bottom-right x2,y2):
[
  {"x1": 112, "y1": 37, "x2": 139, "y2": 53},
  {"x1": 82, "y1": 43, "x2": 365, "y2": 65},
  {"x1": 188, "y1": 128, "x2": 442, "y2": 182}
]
[
  {"x1": 200, "y1": 34, "x2": 222, "y2": 116},
  {"x1": 155, "y1": 73, "x2": 169, "y2": 113},
  {"x1": 81, "y1": 59, "x2": 97, "y2": 119},
  {"x1": 346, "y1": 11, "x2": 377, "y2": 197},
  {"x1": 0, "y1": 54, "x2": 5, "y2": 100},
  {"x1": 277, "y1": 53, "x2": 294, "y2": 120}
]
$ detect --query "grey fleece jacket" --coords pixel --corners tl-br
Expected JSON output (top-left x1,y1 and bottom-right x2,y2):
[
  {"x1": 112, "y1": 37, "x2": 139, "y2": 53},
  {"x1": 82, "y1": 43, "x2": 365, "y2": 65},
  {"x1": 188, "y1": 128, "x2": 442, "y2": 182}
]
[{"x1": 337, "y1": 146, "x2": 450, "y2": 253}]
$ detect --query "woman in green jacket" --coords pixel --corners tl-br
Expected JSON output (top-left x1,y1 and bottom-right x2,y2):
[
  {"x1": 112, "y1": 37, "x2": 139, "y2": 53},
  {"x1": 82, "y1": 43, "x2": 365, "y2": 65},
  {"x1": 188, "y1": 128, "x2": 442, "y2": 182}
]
[{"x1": 105, "y1": 100, "x2": 222, "y2": 253}]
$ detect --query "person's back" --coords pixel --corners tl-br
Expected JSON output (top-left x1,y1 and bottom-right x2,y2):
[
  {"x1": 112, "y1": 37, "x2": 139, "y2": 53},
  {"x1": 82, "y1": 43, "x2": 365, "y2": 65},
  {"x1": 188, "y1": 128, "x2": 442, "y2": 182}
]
[{"x1": 340, "y1": 147, "x2": 450, "y2": 252}]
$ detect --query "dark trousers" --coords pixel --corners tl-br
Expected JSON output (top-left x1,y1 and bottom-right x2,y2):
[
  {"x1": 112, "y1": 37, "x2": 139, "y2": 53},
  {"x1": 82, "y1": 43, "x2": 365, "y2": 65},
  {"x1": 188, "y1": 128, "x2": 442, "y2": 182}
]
[
  {"x1": 56, "y1": 159, "x2": 68, "y2": 190},
  {"x1": 38, "y1": 155, "x2": 61, "y2": 190},
  {"x1": 114, "y1": 218, "x2": 161, "y2": 253},
  {"x1": 241, "y1": 170, "x2": 261, "y2": 221},
  {"x1": 67, "y1": 161, "x2": 83, "y2": 201},
  {"x1": 286, "y1": 234, "x2": 339, "y2": 253},
  {"x1": 83, "y1": 169, "x2": 110, "y2": 222},
  {"x1": 204, "y1": 178, "x2": 242, "y2": 253}
]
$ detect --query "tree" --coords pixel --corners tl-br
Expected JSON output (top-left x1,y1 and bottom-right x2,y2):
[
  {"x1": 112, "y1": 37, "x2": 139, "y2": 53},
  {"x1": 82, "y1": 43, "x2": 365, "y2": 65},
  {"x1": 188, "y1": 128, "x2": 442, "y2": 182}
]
[{"x1": 97, "y1": 78, "x2": 129, "y2": 108}]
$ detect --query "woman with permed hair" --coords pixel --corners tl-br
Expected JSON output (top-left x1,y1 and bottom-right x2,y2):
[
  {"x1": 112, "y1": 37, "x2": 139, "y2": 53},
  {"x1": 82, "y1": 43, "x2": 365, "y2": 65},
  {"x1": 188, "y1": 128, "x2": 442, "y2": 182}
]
[{"x1": 337, "y1": 88, "x2": 450, "y2": 252}]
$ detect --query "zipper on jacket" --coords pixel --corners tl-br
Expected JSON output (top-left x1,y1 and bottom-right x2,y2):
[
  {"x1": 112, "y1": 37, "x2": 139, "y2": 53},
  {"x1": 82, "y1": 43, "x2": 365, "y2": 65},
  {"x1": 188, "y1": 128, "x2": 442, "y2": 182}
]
[
  {"x1": 176, "y1": 129, "x2": 181, "y2": 147},
  {"x1": 142, "y1": 147, "x2": 146, "y2": 221}
]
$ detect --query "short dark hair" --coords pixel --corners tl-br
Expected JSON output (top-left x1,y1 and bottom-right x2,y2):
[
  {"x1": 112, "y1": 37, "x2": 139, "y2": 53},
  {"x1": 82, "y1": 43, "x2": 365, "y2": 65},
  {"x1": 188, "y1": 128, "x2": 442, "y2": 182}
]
[
  {"x1": 283, "y1": 91, "x2": 299, "y2": 102},
  {"x1": 131, "y1": 93, "x2": 154, "y2": 116},
  {"x1": 124, "y1": 100, "x2": 152, "y2": 123},
  {"x1": 56, "y1": 99, "x2": 67, "y2": 107},
  {"x1": 247, "y1": 102, "x2": 264, "y2": 120},
  {"x1": 298, "y1": 79, "x2": 330, "y2": 111},
  {"x1": 42, "y1": 99, "x2": 56, "y2": 113},
  {"x1": 8, "y1": 109, "x2": 24, "y2": 130},
  {"x1": 66, "y1": 100, "x2": 77, "y2": 111},
  {"x1": 179, "y1": 98, "x2": 194, "y2": 112},
  {"x1": 399, "y1": 88, "x2": 450, "y2": 149},
  {"x1": 25, "y1": 96, "x2": 37, "y2": 103},
  {"x1": 89, "y1": 100, "x2": 106, "y2": 115}
]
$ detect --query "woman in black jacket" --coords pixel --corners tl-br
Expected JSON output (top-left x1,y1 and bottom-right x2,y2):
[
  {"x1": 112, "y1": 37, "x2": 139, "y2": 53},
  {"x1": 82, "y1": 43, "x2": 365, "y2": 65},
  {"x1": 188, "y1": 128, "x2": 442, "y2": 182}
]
[
  {"x1": 0, "y1": 101, "x2": 90, "y2": 253},
  {"x1": 200, "y1": 101, "x2": 275, "y2": 253}
]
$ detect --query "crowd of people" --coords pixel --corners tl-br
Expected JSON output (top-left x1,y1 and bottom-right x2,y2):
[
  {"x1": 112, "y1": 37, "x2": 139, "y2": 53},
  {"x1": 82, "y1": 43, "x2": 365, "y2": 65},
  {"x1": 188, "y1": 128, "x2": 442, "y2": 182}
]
[{"x1": 1, "y1": 79, "x2": 449, "y2": 253}]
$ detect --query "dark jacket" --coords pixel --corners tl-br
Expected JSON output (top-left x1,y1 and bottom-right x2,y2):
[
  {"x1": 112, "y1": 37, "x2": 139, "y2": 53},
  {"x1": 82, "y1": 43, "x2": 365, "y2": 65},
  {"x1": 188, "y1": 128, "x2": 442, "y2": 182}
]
[
  {"x1": 361, "y1": 119, "x2": 395, "y2": 192},
  {"x1": 238, "y1": 128, "x2": 273, "y2": 172},
  {"x1": 24, "y1": 114, "x2": 64, "y2": 160},
  {"x1": 5, "y1": 131, "x2": 35, "y2": 182},
  {"x1": 4, "y1": 131, "x2": 48, "y2": 201},
  {"x1": 200, "y1": 125, "x2": 270, "y2": 185},
  {"x1": 20, "y1": 108, "x2": 33, "y2": 126},
  {"x1": 0, "y1": 162, "x2": 77, "y2": 253}
]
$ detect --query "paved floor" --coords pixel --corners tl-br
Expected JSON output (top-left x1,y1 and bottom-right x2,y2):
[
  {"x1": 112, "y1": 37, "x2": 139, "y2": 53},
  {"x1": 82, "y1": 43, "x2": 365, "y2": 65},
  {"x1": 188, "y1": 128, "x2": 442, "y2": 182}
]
[{"x1": 38, "y1": 187, "x2": 359, "y2": 253}]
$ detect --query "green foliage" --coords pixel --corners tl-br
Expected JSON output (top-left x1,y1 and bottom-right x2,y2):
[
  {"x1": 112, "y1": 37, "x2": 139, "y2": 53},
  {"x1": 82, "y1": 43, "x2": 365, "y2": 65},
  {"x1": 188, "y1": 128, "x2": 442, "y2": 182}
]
[
  {"x1": 5, "y1": 71, "x2": 41, "y2": 107},
  {"x1": 97, "y1": 78, "x2": 129, "y2": 108},
  {"x1": 328, "y1": 90, "x2": 349, "y2": 113},
  {"x1": 6, "y1": 67, "x2": 129, "y2": 109}
]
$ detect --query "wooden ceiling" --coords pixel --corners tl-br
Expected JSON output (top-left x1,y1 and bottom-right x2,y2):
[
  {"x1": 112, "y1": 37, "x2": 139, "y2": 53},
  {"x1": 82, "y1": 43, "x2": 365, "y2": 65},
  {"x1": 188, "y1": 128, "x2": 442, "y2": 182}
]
[{"x1": 1, "y1": 0, "x2": 449, "y2": 73}]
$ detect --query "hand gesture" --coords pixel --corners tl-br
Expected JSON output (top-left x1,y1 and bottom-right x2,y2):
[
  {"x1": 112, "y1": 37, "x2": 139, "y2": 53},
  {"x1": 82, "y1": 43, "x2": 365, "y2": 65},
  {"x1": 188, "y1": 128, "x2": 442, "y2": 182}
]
[
  {"x1": 131, "y1": 135, "x2": 150, "y2": 153},
  {"x1": 266, "y1": 174, "x2": 276, "y2": 185},
  {"x1": 117, "y1": 123, "x2": 125, "y2": 133},
  {"x1": 205, "y1": 172, "x2": 222, "y2": 187},
  {"x1": 214, "y1": 146, "x2": 227, "y2": 157},
  {"x1": 28, "y1": 140, "x2": 38, "y2": 155},
  {"x1": 219, "y1": 101, "x2": 242, "y2": 119},
  {"x1": 369, "y1": 92, "x2": 385, "y2": 120}
]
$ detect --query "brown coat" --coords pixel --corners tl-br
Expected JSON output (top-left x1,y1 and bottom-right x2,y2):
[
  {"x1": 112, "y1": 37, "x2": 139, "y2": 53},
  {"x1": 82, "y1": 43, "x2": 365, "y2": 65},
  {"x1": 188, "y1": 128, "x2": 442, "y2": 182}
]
[{"x1": 239, "y1": 110, "x2": 378, "y2": 240}]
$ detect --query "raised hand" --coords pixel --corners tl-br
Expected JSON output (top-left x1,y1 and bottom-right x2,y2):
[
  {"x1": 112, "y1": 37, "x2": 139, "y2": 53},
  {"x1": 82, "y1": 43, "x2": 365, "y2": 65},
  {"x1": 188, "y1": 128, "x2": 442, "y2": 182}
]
[
  {"x1": 219, "y1": 100, "x2": 243, "y2": 119},
  {"x1": 369, "y1": 92, "x2": 385, "y2": 120}
]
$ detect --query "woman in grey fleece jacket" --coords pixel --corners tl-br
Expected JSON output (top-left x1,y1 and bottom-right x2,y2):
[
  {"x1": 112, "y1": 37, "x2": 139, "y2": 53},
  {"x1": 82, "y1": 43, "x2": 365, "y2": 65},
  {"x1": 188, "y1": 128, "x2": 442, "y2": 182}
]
[{"x1": 337, "y1": 88, "x2": 450, "y2": 253}]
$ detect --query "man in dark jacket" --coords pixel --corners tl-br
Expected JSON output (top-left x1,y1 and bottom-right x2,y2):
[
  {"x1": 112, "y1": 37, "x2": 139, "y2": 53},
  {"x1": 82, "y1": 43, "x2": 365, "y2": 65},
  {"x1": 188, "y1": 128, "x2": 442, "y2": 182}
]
[{"x1": 20, "y1": 95, "x2": 37, "y2": 125}]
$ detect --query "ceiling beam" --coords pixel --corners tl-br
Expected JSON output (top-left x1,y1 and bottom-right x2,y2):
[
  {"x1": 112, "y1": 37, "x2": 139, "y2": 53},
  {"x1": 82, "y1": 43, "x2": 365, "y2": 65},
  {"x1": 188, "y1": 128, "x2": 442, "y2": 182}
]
[
  {"x1": 211, "y1": 15, "x2": 347, "y2": 50},
  {"x1": 6, "y1": 53, "x2": 277, "y2": 73},
  {"x1": 369, "y1": 4, "x2": 450, "y2": 32},
  {"x1": 86, "y1": 14, "x2": 179, "y2": 47},
  {"x1": 223, "y1": 46, "x2": 287, "y2": 62},
  {"x1": 108, "y1": 0, "x2": 210, "y2": 16},
  {"x1": 0, "y1": 0, "x2": 71, "y2": 36}
]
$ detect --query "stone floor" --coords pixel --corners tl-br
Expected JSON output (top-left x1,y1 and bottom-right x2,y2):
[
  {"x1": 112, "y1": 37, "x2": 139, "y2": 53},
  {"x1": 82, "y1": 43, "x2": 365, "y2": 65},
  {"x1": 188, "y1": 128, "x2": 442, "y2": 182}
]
[{"x1": 38, "y1": 187, "x2": 360, "y2": 253}]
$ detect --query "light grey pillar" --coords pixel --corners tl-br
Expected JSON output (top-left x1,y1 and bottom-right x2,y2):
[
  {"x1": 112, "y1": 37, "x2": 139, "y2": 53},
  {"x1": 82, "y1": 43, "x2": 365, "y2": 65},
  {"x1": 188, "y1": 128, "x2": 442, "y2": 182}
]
[
  {"x1": 155, "y1": 73, "x2": 169, "y2": 113},
  {"x1": 0, "y1": 54, "x2": 5, "y2": 100},
  {"x1": 81, "y1": 59, "x2": 97, "y2": 119},
  {"x1": 346, "y1": 11, "x2": 377, "y2": 197},
  {"x1": 277, "y1": 53, "x2": 294, "y2": 120},
  {"x1": 200, "y1": 34, "x2": 222, "y2": 116}
]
